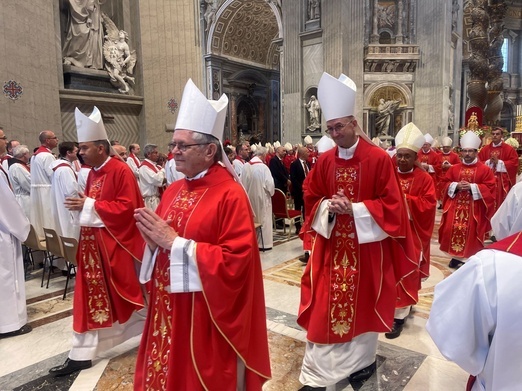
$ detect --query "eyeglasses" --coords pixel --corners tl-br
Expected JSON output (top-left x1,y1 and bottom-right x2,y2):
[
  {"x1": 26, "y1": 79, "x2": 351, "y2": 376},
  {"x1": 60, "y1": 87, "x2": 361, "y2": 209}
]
[
  {"x1": 171, "y1": 142, "x2": 209, "y2": 152},
  {"x1": 0, "y1": 136, "x2": 7, "y2": 140},
  {"x1": 326, "y1": 119, "x2": 355, "y2": 134}
]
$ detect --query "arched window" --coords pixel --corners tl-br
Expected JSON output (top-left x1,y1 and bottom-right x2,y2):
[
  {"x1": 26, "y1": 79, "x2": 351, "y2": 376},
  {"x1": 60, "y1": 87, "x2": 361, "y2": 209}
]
[{"x1": 501, "y1": 37, "x2": 508, "y2": 73}]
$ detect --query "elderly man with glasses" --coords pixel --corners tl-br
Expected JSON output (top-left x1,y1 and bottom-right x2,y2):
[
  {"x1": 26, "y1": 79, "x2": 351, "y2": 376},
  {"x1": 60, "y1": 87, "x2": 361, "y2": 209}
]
[
  {"x1": 133, "y1": 79, "x2": 270, "y2": 390},
  {"x1": 438, "y1": 131, "x2": 496, "y2": 270},
  {"x1": 297, "y1": 73, "x2": 418, "y2": 390}
]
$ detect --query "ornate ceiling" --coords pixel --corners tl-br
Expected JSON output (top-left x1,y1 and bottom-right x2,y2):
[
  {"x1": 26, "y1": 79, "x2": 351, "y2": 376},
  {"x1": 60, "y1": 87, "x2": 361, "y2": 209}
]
[{"x1": 210, "y1": 0, "x2": 280, "y2": 69}]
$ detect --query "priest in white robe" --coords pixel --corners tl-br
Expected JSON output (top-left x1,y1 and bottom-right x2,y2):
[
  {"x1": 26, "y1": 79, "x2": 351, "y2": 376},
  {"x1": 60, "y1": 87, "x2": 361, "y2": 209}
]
[
  {"x1": 138, "y1": 144, "x2": 165, "y2": 211},
  {"x1": 0, "y1": 167, "x2": 32, "y2": 338},
  {"x1": 490, "y1": 181, "x2": 522, "y2": 241},
  {"x1": 30, "y1": 131, "x2": 58, "y2": 239},
  {"x1": 51, "y1": 142, "x2": 81, "y2": 240},
  {"x1": 241, "y1": 146, "x2": 275, "y2": 250},
  {"x1": 427, "y1": 232, "x2": 522, "y2": 391},
  {"x1": 8, "y1": 144, "x2": 32, "y2": 219}
]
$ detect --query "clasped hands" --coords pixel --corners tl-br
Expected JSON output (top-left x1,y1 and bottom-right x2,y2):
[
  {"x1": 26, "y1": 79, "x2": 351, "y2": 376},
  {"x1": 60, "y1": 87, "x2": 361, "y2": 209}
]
[
  {"x1": 134, "y1": 208, "x2": 178, "y2": 252},
  {"x1": 328, "y1": 189, "x2": 353, "y2": 215},
  {"x1": 456, "y1": 180, "x2": 472, "y2": 192}
]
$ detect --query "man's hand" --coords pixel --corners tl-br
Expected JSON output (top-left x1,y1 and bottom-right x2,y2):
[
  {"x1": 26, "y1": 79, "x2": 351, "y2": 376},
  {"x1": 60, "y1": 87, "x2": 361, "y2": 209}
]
[
  {"x1": 329, "y1": 189, "x2": 353, "y2": 215},
  {"x1": 456, "y1": 181, "x2": 471, "y2": 192},
  {"x1": 134, "y1": 208, "x2": 178, "y2": 250},
  {"x1": 64, "y1": 192, "x2": 87, "y2": 211}
]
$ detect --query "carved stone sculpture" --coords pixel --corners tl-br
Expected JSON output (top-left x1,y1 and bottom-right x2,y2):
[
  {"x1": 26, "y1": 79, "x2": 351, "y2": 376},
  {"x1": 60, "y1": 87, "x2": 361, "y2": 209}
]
[
  {"x1": 101, "y1": 14, "x2": 137, "y2": 94},
  {"x1": 203, "y1": 0, "x2": 217, "y2": 32},
  {"x1": 376, "y1": 98, "x2": 401, "y2": 136},
  {"x1": 62, "y1": 0, "x2": 104, "y2": 69},
  {"x1": 305, "y1": 95, "x2": 321, "y2": 131},
  {"x1": 307, "y1": 0, "x2": 320, "y2": 21}
]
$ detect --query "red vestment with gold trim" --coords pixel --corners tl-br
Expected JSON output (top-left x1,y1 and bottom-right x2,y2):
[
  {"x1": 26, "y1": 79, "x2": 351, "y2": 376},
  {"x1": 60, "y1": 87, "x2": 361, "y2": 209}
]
[
  {"x1": 478, "y1": 142, "x2": 519, "y2": 211},
  {"x1": 437, "y1": 151, "x2": 461, "y2": 200},
  {"x1": 398, "y1": 167, "x2": 437, "y2": 280},
  {"x1": 417, "y1": 149, "x2": 440, "y2": 185},
  {"x1": 73, "y1": 158, "x2": 145, "y2": 333},
  {"x1": 134, "y1": 164, "x2": 271, "y2": 391},
  {"x1": 438, "y1": 161, "x2": 496, "y2": 258},
  {"x1": 298, "y1": 139, "x2": 419, "y2": 344}
]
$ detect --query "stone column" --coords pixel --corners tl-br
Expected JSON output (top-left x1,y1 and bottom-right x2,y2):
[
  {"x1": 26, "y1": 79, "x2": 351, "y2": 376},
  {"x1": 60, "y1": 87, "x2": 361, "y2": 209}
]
[
  {"x1": 396, "y1": 0, "x2": 404, "y2": 44},
  {"x1": 258, "y1": 98, "x2": 265, "y2": 141},
  {"x1": 371, "y1": 0, "x2": 379, "y2": 43},
  {"x1": 230, "y1": 93, "x2": 238, "y2": 144}
]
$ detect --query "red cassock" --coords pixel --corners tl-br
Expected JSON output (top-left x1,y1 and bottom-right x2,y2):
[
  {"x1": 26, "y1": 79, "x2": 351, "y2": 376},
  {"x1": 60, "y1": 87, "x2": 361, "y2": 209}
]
[
  {"x1": 437, "y1": 151, "x2": 461, "y2": 200},
  {"x1": 73, "y1": 158, "x2": 145, "y2": 333},
  {"x1": 134, "y1": 164, "x2": 271, "y2": 391},
  {"x1": 398, "y1": 167, "x2": 437, "y2": 281},
  {"x1": 478, "y1": 142, "x2": 519, "y2": 211},
  {"x1": 298, "y1": 139, "x2": 419, "y2": 344},
  {"x1": 417, "y1": 149, "x2": 441, "y2": 185},
  {"x1": 438, "y1": 161, "x2": 496, "y2": 258},
  {"x1": 283, "y1": 153, "x2": 297, "y2": 171}
]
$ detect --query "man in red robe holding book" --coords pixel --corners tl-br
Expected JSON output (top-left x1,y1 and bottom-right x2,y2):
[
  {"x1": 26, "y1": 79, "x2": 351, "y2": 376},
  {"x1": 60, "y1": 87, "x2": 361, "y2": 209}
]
[
  {"x1": 297, "y1": 72, "x2": 418, "y2": 390},
  {"x1": 133, "y1": 79, "x2": 271, "y2": 391},
  {"x1": 50, "y1": 107, "x2": 146, "y2": 376}
]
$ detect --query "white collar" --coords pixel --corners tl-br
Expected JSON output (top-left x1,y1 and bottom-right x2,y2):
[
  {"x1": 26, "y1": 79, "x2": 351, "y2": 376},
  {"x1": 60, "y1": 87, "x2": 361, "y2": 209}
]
[
  {"x1": 94, "y1": 157, "x2": 112, "y2": 171},
  {"x1": 337, "y1": 138, "x2": 360, "y2": 160}
]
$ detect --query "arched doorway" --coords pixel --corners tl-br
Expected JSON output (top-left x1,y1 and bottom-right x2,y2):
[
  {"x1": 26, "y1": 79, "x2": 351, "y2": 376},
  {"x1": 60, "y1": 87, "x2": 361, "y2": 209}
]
[{"x1": 203, "y1": 0, "x2": 282, "y2": 145}]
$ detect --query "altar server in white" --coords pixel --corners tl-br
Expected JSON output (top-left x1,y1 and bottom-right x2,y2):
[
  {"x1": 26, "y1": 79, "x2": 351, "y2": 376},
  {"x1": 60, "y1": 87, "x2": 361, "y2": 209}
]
[{"x1": 490, "y1": 181, "x2": 522, "y2": 240}]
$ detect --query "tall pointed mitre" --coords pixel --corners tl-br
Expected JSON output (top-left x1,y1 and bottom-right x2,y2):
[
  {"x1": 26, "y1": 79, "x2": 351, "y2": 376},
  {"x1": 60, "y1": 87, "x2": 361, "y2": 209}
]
[
  {"x1": 75, "y1": 106, "x2": 108, "y2": 142},
  {"x1": 304, "y1": 135, "x2": 313, "y2": 145},
  {"x1": 175, "y1": 79, "x2": 238, "y2": 180},
  {"x1": 395, "y1": 122, "x2": 425, "y2": 152},
  {"x1": 442, "y1": 136, "x2": 453, "y2": 147},
  {"x1": 317, "y1": 72, "x2": 356, "y2": 121},
  {"x1": 460, "y1": 131, "x2": 481, "y2": 150},
  {"x1": 316, "y1": 135, "x2": 336, "y2": 154},
  {"x1": 424, "y1": 133, "x2": 434, "y2": 145}
]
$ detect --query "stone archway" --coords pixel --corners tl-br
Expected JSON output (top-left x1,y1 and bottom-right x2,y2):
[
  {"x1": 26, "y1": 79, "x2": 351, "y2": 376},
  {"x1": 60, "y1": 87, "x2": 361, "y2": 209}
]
[{"x1": 203, "y1": 0, "x2": 282, "y2": 145}]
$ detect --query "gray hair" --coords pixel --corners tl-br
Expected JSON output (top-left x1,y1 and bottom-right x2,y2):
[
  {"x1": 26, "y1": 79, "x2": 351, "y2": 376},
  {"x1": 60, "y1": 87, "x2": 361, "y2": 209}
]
[
  {"x1": 254, "y1": 146, "x2": 267, "y2": 157},
  {"x1": 190, "y1": 131, "x2": 222, "y2": 163},
  {"x1": 12, "y1": 144, "x2": 29, "y2": 158},
  {"x1": 143, "y1": 144, "x2": 158, "y2": 158}
]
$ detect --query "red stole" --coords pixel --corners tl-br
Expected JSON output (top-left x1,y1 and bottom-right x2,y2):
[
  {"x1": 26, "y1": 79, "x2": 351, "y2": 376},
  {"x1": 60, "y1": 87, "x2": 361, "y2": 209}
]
[
  {"x1": 52, "y1": 161, "x2": 78, "y2": 179},
  {"x1": 140, "y1": 159, "x2": 164, "y2": 196},
  {"x1": 129, "y1": 153, "x2": 140, "y2": 167},
  {"x1": 34, "y1": 146, "x2": 51, "y2": 155},
  {"x1": 73, "y1": 158, "x2": 145, "y2": 333}
]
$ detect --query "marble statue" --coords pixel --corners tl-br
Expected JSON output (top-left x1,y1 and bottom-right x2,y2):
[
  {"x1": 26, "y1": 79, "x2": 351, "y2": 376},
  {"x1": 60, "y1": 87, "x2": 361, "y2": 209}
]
[
  {"x1": 376, "y1": 98, "x2": 401, "y2": 136},
  {"x1": 62, "y1": 0, "x2": 104, "y2": 69},
  {"x1": 305, "y1": 95, "x2": 321, "y2": 130},
  {"x1": 203, "y1": 0, "x2": 217, "y2": 32},
  {"x1": 307, "y1": 0, "x2": 320, "y2": 21},
  {"x1": 101, "y1": 14, "x2": 137, "y2": 94}
]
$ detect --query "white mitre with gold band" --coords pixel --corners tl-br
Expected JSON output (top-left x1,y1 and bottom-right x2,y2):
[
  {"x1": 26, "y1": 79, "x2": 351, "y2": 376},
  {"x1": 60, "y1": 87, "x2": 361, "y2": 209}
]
[
  {"x1": 317, "y1": 72, "x2": 356, "y2": 121},
  {"x1": 304, "y1": 135, "x2": 313, "y2": 145},
  {"x1": 75, "y1": 106, "x2": 108, "y2": 142},
  {"x1": 460, "y1": 131, "x2": 482, "y2": 150},
  {"x1": 174, "y1": 79, "x2": 237, "y2": 180},
  {"x1": 442, "y1": 136, "x2": 453, "y2": 147},
  {"x1": 395, "y1": 122, "x2": 425, "y2": 153}
]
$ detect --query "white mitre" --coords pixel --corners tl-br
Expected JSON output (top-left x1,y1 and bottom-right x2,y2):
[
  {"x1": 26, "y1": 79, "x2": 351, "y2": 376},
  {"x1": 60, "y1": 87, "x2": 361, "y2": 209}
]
[
  {"x1": 460, "y1": 131, "x2": 481, "y2": 150},
  {"x1": 395, "y1": 122, "x2": 425, "y2": 153},
  {"x1": 424, "y1": 133, "x2": 434, "y2": 145},
  {"x1": 304, "y1": 135, "x2": 313, "y2": 145},
  {"x1": 442, "y1": 136, "x2": 453, "y2": 147},
  {"x1": 175, "y1": 79, "x2": 237, "y2": 179},
  {"x1": 316, "y1": 135, "x2": 336, "y2": 154},
  {"x1": 284, "y1": 142, "x2": 293, "y2": 151},
  {"x1": 273, "y1": 141, "x2": 281, "y2": 148},
  {"x1": 317, "y1": 72, "x2": 356, "y2": 121},
  {"x1": 75, "y1": 106, "x2": 108, "y2": 142}
]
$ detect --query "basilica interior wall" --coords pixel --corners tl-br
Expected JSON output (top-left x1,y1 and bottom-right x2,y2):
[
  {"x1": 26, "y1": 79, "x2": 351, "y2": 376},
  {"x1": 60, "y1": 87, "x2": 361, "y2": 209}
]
[{"x1": 0, "y1": 1, "x2": 63, "y2": 146}]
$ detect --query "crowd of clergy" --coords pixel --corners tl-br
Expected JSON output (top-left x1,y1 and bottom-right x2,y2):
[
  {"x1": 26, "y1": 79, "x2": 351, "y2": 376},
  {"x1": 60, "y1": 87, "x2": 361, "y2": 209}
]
[{"x1": 1, "y1": 69, "x2": 522, "y2": 390}]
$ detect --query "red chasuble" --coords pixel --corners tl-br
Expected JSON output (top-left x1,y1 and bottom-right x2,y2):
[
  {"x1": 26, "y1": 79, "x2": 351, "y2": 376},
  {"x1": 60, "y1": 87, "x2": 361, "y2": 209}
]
[
  {"x1": 298, "y1": 139, "x2": 419, "y2": 344},
  {"x1": 437, "y1": 151, "x2": 461, "y2": 200},
  {"x1": 417, "y1": 149, "x2": 441, "y2": 184},
  {"x1": 478, "y1": 142, "x2": 519, "y2": 211},
  {"x1": 438, "y1": 161, "x2": 496, "y2": 258},
  {"x1": 73, "y1": 158, "x2": 145, "y2": 333},
  {"x1": 398, "y1": 167, "x2": 437, "y2": 280},
  {"x1": 134, "y1": 163, "x2": 270, "y2": 391}
]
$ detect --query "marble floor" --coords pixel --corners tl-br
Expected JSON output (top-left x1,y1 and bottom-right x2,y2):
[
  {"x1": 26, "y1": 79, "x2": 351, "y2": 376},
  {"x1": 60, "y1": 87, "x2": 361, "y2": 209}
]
[{"x1": 0, "y1": 214, "x2": 471, "y2": 391}]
